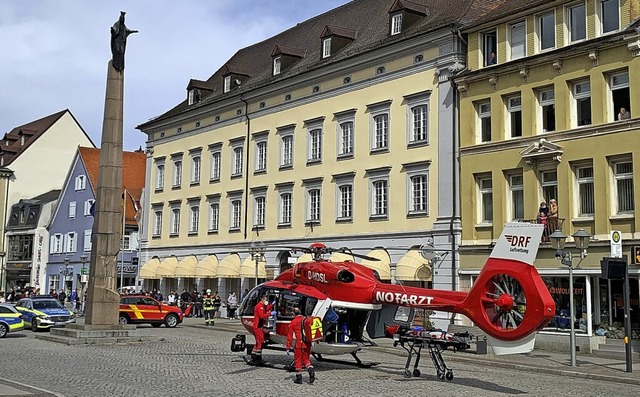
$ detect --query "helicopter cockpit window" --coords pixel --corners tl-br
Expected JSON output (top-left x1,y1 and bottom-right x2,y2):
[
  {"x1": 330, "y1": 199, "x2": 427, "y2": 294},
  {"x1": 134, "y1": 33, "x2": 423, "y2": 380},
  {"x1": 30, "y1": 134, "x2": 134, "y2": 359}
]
[
  {"x1": 240, "y1": 289, "x2": 261, "y2": 316},
  {"x1": 277, "y1": 294, "x2": 301, "y2": 319},
  {"x1": 304, "y1": 297, "x2": 318, "y2": 316}
]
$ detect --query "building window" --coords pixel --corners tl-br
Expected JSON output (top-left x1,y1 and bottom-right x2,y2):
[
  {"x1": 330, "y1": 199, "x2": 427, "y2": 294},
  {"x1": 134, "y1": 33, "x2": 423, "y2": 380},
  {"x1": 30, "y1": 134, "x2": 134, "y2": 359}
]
[
  {"x1": 153, "y1": 210, "x2": 162, "y2": 236},
  {"x1": 254, "y1": 196, "x2": 266, "y2": 228},
  {"x1": 170, "y1": 208, "x2": 180, "y2": 235},
  {"x1": 575, "y1": 166, "x2": 594, "y2": 216},
  {"x1": 338, "y1": 121, "x2": 354, "y2": 156},
  {"x1": 84, "y1": 199, "x2": 95, "y2": 216},
  {"x1": 601, "y1": 0, "x2": 620, "y2": 34},
  {"x1": 610, "y1": 71, "x2": 630, "y2": 121},
  {"x1": 279, "y1": 192, "x2": 292, "y2": 225},
  {"x1": 307, "y1": 189, "x2": 321, "y2": 222},
  {"x1": 391, "y1": 13, "x2": 402, "y2": 35},
  {"x1": 191, "y1": 155, "x2": 201, "y2": 184},
  {"x1": 573, "y1": 80, "x2": 591, "y2": 126},
  {"x1": 541, "y1": 170, "x2": 558, "y2": 205},
  {"x1": 371, "y1": 180, "x2": 388, "y2": 218},
  {"x1": 568, "y1": 3, "x2": 586, "y2": 42},
  {"x1": 224, "y1": 76, "x2": 231, "y2": 93},
  {"x1": 84, "y1": 229, "x2": 92, "y2": 252},
  {"x1": 231, "y1": 199, "x2": 242, "y2": 230},
  {"x1": 614, "y1": 161, "x2": 634, "y2": 213},
  {"x1": 189, "y1": 205, "x2": 199, "y2": 233},
  {"x1": 273, "y1": 56, "x2": 281, "y2": 75},
  {"x1": 482, "y1": 29, "x2": 497, "y2": 66},
  {"x1": 155, "y1": 163, "x2": 165, "y2": 190},
  {"x1": 75, "y1": 175, "x2": 86, "y2": 191},
  {"x1": 409, "y1": 104, "x2": 428, "y2": 143},
  {"x1": 308, "y1": 128, "x2": 322, "y2": 163},
  {"x1": 232, "y1": 147, "x2": 243, "y2": 176},
  {"x1": 507, "y1": 95, "x2": 522, "y2": 138},
  {"x1": 256, "y1": 141, "x2": 267, "y2": 172},
  {"x1": 322, "y1": 38, "x2": 331, "y2": 58},
  {"x1": 8, "y1": 235, "x2": 34, "y2": 261},
  {"x1": 539, "y1": 87, "x2": 556, "y2": 132},
  {"x1": 172, "y1": 159, "x2": 182, "y2": 188},
  {"x1": 210, "y1": 151, "x2": 221, "y2": 181},
  {"x1": 509, "y1": 21, "x2": 525, "y2": 60},
  {"x1": 409, "y1": 175, "x2": 428, "y2": 214},
  {"x1": 208, "y1": 202, "x2": 219, "y2": 232},
  {"x1": 478, "y1": 176, "x2": 493, "y2": 223},
  {"x1": 64, "y1": 232, "x2": 77, "y2": 253},
  {"x1": 509, "y1": 174, "x2": 524, "y2": 220},
  {"x1": 50, "y1": 234, "x2": 63, "y2": 253},
  {"x1": 477, "y1": 101, "x2": 491, "y2": 143},
  {"x1": 368, "y1": 101, "x2": 390, "y2": 152},
  {"x1": 69, "y1": 201, "x2": 76, "y2": 219},
  {"x1": 538, "y1": 12, "x2": 556, "y2": 51},
  {"x1": 337, "y1": 184, "x2": 353, "y2": 221},
  {"x1": 280, "y1": 135, "x2": 293, "y2": 168}
]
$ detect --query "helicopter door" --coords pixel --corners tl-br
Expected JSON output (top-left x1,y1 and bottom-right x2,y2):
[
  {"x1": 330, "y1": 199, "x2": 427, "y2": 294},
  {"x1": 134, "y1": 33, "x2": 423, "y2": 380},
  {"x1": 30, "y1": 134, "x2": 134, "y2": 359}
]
[{"x1": 366, "y1": 304, "x2": 415, "y2": 338}]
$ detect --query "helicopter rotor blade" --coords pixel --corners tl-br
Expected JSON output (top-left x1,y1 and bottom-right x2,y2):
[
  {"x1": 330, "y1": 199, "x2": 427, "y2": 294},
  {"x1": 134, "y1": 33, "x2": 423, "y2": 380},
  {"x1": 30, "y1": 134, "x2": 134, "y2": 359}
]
[{"x1": 336, "y1": 247, "x2": 380, "y2": 262}]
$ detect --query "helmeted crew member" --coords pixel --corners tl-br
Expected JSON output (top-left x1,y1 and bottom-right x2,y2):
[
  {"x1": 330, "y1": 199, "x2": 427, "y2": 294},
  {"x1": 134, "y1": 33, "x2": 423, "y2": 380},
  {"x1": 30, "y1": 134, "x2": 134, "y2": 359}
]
[
  {"x1": 251, "y1": 295, "x2": 273, "y2": 364},
  {"x1": 286, "y1": 307, "x2": 315, "y2": 384},
  {"x1": 202, "y1": 289, "x2": 215, "y2": 326}
]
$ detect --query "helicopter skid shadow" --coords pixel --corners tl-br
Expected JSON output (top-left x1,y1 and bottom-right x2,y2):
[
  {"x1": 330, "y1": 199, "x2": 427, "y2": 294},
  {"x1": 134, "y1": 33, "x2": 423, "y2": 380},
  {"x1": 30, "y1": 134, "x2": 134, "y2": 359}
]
[{"x1": 395, "y1": 375, "x2": 525, "y2": 394}]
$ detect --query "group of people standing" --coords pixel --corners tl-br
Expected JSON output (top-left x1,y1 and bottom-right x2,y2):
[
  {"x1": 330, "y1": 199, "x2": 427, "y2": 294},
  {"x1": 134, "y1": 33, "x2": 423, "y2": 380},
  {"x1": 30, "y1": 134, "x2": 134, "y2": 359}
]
[{"x1": 537, "y1": 199, "x2": 559, "y2": 242}]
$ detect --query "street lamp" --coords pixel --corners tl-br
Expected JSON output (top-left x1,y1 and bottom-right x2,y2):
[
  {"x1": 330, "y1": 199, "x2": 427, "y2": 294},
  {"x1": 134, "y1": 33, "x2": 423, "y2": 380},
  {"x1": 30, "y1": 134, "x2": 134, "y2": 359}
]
[
  {"x1": 59, "y1": 257, "x2": 72, "y2": 295},
  {"x1": 249, "y1": 241, "x2": 266, "y2": 288},
  {"x1": 80, "y1": 255, "x2": 87, "y2": 315},
  {"x1": 549, "y1": 228, "x2": 591, "y2": 367}
]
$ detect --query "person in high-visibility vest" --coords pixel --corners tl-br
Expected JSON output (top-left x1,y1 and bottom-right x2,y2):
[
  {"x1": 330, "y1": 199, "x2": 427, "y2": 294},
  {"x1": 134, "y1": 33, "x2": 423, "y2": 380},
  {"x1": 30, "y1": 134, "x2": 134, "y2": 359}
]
[
  {"x1": 202, "y1": 290, "x2": 215, "y2": 326},
  {"x1": 286, "y1": 307, "x2": 315, "y2": 384}
]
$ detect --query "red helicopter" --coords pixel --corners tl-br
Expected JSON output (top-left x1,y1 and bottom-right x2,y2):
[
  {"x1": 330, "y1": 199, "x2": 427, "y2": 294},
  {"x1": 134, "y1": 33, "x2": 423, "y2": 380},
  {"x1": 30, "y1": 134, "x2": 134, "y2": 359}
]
[{"x1": 231, "y1": 222, "x2": 555, "y2": 379}]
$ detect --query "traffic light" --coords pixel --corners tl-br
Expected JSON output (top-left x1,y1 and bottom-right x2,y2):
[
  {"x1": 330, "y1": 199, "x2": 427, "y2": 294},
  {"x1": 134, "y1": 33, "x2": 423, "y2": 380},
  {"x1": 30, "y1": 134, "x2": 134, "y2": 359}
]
[
  {"x1": 633, "y1": 246, "x2": 640, "y2": 265},
  {"x1": 600, "y1": 256, "x2": 627, "y2": 280}
]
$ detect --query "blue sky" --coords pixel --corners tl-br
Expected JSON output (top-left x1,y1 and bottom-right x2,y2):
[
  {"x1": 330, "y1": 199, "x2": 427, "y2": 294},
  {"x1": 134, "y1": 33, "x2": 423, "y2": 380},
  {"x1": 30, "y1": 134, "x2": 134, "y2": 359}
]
[{"x1": 0, "y1": 0, "x2": 348, "y2": 150}]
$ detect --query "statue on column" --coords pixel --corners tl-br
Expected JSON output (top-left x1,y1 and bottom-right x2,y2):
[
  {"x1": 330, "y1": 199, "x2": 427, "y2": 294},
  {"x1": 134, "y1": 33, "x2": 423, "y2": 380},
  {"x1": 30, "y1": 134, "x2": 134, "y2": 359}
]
[{"x1": 110, "y1": 11, "x2": 138, "y2": 72}]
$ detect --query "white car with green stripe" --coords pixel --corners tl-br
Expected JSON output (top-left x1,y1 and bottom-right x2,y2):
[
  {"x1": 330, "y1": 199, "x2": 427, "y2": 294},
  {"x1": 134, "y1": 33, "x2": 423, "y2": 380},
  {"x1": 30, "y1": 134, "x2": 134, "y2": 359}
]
[
  {"x1": 0, "y1": 303, "x2": 25, "y2": 337},
  {"x1": 15, "y1": 296, "x2": 76, "y2": 331}
]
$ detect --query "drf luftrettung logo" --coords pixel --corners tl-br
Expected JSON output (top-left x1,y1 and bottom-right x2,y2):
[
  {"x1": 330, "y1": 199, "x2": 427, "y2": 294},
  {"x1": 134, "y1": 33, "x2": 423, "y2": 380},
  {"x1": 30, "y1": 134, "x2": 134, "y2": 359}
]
[{"x1": 505, "y1": 235, "x2": 532, "y2": 254}]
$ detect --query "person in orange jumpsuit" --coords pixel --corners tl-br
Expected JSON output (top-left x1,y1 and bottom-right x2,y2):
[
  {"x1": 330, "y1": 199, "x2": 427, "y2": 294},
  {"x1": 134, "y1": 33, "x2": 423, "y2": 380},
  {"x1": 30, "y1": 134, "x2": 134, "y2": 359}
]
[
  {"x1": 251, "y1": 295, "x2": 273, "y2": 364},
  {"x1": 286, "y1": 307, "x2": 315, "y2": 384}
]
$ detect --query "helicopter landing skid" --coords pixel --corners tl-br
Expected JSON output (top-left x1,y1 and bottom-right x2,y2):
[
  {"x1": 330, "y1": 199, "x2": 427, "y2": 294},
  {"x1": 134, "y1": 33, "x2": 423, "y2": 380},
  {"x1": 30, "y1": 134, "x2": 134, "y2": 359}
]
[
  {"x1": 312, "y1": 352, "x2": 379, "y2": 368},
  {"x1": 241, "y1": 355, "x2": 294, "y2": 371}
]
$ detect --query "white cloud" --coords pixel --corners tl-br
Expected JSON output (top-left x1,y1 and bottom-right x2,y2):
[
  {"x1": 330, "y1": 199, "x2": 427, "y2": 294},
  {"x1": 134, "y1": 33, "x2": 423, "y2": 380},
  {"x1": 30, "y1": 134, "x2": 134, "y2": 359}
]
[{"x1": 0, "y1": 0, "x2": 347, "y2": 150}]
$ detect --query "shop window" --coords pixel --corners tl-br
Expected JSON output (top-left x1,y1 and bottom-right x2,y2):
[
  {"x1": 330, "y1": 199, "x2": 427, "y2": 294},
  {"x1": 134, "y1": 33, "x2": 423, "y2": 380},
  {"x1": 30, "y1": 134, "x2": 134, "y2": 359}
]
[{"x1": 544, "y1": 276, "x2": 588, "y2": 333}]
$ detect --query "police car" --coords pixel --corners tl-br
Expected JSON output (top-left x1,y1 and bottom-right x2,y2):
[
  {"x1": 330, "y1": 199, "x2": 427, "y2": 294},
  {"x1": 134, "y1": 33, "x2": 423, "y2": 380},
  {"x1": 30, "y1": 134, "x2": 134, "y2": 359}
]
[
  {"x1": 15, "y1": 296, "x2": 76, "y2": 331},
  {"x1": 0, "y1": 303, "x2": 25, "y2": 338}
]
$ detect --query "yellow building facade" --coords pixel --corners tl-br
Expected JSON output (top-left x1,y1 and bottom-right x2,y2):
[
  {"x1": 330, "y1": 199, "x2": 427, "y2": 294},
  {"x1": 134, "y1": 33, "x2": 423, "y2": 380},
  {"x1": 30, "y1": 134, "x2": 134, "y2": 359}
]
[{"x1": 455, "y1": 0, "x2": 640, "y2": 346}]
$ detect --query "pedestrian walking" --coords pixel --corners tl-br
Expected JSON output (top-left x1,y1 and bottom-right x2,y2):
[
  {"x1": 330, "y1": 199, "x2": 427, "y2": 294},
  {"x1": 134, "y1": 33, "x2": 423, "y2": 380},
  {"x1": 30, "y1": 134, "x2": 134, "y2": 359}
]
[
  {"x1": 213, "y1": 292, "x2": 222, "y2": 318},
  {"x1": 227, "y1": 292, "x2": 238, "y2": 319},
  {"x1": 286, "y1": 307, "x2": 315, "y2": 384}
]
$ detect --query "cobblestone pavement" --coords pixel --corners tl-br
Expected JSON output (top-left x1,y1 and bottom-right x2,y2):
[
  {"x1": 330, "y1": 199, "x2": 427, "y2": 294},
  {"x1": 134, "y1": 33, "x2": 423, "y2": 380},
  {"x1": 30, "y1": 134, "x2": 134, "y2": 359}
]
[{"x1": 1, "y1": 323, "x2": 638, "y2": 397}]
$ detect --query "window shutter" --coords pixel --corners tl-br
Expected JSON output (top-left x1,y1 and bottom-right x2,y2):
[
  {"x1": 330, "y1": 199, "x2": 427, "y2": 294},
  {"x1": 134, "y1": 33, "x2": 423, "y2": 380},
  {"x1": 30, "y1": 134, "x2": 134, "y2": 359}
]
[
  {"x1": 63, "y1": 234, "x2": 70, "y2": 253},
  {"x1": 50, "y1": 235, "x2": 56, "y2": 253},
  {"x1": 84, "y1": 229, "x2": 92, "y2": 251}
]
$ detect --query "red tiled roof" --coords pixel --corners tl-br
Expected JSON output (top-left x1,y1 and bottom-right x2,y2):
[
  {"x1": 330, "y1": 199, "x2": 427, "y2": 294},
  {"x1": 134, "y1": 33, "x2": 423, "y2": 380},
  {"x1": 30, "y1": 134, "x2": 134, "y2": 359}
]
[{"x1": 78, "y1": 147, "x2": 146, "y2": 226}]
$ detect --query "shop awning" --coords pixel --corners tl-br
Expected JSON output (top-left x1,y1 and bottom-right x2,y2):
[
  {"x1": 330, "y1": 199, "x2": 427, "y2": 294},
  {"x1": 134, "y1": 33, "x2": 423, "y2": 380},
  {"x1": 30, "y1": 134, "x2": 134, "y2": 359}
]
[
  {"x1": 360, "y1": 249, "x2": 392, "y2": 280},
  {"x1": 195, "y1": 255, "x2": 218, "y2": 278},
  {"x1": 295, "y1": 253, "x2": 314, "y2": 264},
  {"x1": 395, "y1": 250, "x2": 431, "y2": 281},
  {"x1": 175, "y1": 255, "x2": 198, "y2": 278},
  {"x1": 240, "y1": 256, "x2": 267, "y2": 278},
  {"x1": 329, "y1": 252, "x2": 354, "y2": 262},
  {"x1": 139, "y1": 257, "x2": 160, "y2": 279},
  {"x1": 156, "y1": 255, "x2": 179, "y2": 278},
  {"x1": 217, "y1": 253, "x2": 241, "y2": 278}
]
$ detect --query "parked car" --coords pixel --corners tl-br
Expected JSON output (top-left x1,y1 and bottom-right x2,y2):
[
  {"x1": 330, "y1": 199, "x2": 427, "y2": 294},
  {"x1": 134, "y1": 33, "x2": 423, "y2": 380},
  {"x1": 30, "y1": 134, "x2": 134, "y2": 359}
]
[
  {"x1": 0, "y1": 303, "x2": 25, "y2": 338},
  {"x1": 119, "y1": 295, "x2": 183, "y2": 328},
  {"x1": 14, "y1": 296, "x2": 76, "y2": 331}
]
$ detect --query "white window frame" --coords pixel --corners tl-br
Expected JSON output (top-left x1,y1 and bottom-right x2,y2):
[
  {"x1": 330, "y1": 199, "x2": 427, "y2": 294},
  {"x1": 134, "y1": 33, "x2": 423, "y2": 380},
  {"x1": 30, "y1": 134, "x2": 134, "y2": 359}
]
[
  {"x1": 509, "y1": 21, "x2": 526, "y2": 61},
  {"x1": 273, "y1": 56, "x2": 282, "y2": 75},
  {"x1": 307, "y1": 188, "x2": 321, "y2": 223},
  {"x1": 68, "y1": 201, "x2": 76, "y2": 219},
  {"x1": 190, "y1": 154, "x2": 201, "y2": 184},
  {"x1": 84, "y1": 199, "x2": 95, "y2": 216},
  {"x1": 208, "y1": 200, "x2": 220, "y2": 232},
  {"x1": 172, "y1": 158, "x2": 183, "y2": 188},
  {"x1": 335, "y1": 179, "x2": 354, "y2": 222},
  {"x1": 538, "y1": 87, "x2": 556, "y2": 133},
  {"x1": 255, "y1": 139, "x2": 268, "y2": 173},
  {"x1": 224, "y1": 76, "x2": 231, "y2": 93},
  {"x1": 75, "y1": 175, "x2": 86, "y2": 191},
  {"x1": 50, "y1": 234, "x2": 63, "y2": 254},
  {"x1": 391, "y1": 13, "x2": 402, "y2": 35},
  {"x1": 574, "y1": 165, "x2": 594, "y2": 217},
  {"x1": 153, "y1": 209, "x2": 162, "y2": 236},
  {"x1": 155, "y1": 161, "x2": 165, "y2": 191},
  {"x1": 280, "y1": 134, "x2": 293, "y2": 168},
  {"x1": 322, "y1": 38, "x2": 331, "y2": 58},
  {"x1": 189, "y1": 204, "x2": 199, "y2": 233},
  {"x1": 209, "y1": 149, "x2": 221, "y2": 182},
  {"x1": 573, "y1": 80, "x2": 592, "y2": 127},
  {"x1": 567, "y1": 2, "x2": 587, "y2": 43},
  {"x1": 482, "y1": 29, "x2": 498, "y2": 66},
  {"x1": 507, "y1": 95, "x2": 522, "y2": 138},
  {"x1": 64, "y1": 232, "x2": 77, "y2": 253},
  {"x1": 230, "y1": 198, "x2": 242, "y2": 230},
  {"x1": 599, "y1": 0, "x2": 620, "y2": 35},
  {"x1": 278, "y1": 189, "x2": 292, "y2": 226},
  {"x1": 170, "y1": 207, "x2": 180, "y2": 235},
  {"x1": 367, "y1": 170, "x2": 390, "y2": 219},
  {"x1": 306, "y1": 120, "x2": 323, "y2": 163},
  {"x1": 613, "y1": 160, "x2": 634, "y2": 214},
  {"x1": 369, "y1": 103, "x2": 390, "y2": 152},
  {"x1": 83, "y1": 229, "x2": 92, "y2": 252},
  {"x1": 537, "y1": 11, "x2": 556, "y2": 52},
  {"x1": 477, "y1": 101, "x2": 492, "y2": 143},
  {"x1": 609, "y1": 70, "x2": 629, "y2": 122},
  {"x1": 478, "y1": 175, "x2": 493, "y2": 224},
  {"x1": 405, "y1": 165, "x2": 429, "y2": 216},
  {"x1": 232, "y1": 145, "x2": 244, "y2": 177},
  {"x1": 254, "y1": 194, "x2": 266, "y2": 228},
  {"x1": 406, "y1": 94, "x2": 429, "y2": 145},
  {"x1": 508, "y1": 173, "x2": 524, "y2": 221},
  {"x1": 541, "y1": 170, "x2": 558, "y2": 205}
]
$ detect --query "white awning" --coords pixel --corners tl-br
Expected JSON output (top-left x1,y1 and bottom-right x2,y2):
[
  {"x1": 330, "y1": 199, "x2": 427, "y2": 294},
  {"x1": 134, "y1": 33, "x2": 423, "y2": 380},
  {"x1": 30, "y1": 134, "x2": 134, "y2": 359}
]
[
  {"x1": 240, "y1": 256, "x2": 267, "y2": 278},
  {"x1": 195, "y1": 255, "x2": 218, "y2": 278},
  {"x1": 217, "y1": 253, "x2": 241, "y2": 278},
  {"x1": 295, "y1": 253, "x2": 314, "y2": 264},
  {"x1": 328, "y1": 252, "x2": 355, "y2": 262},
  {"x1": 360, "y1": 249, "x2": 391, "y2": 280},
  {"x1": 175, "y1": 255, "x2": 198, "y2": 278},
  {"x1": 139, "y1": 257, "x2": 160, "y2": 279},
  {"x1": 156, "y1": 256, "x2": 179, "y2": 278},
  {"x1": 395, "y1": 250, "x2": 431, "y2": 281}
]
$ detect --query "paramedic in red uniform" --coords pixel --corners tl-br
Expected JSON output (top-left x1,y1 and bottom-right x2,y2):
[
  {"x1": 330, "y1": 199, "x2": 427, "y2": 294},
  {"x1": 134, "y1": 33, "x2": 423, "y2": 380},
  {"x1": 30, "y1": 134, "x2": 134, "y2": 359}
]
[
  {"x1": 286, "y1": 307, "x2": 315, "y2": 384},
  {"x1": 251, "y1": 295, "x2": 273, "y2": 364}
]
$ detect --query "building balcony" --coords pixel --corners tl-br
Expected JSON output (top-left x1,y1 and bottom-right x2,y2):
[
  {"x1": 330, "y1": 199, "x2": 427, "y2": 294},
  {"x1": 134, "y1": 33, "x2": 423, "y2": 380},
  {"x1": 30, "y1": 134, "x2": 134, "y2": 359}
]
[{"x1": 521, "y1": 217, "x2": 565, "y2": 244}]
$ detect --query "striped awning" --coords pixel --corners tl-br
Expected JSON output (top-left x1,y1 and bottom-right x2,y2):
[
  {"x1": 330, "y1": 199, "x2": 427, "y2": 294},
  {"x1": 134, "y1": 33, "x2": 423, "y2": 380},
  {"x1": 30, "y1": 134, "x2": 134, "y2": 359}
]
[
  {"x1": 156, "y1": 255, "x2": 179, "y2": 278},
  {"x1": 217, "y1": 253, "x2": 241, "y2": 278},
  {"x1": 328, "y1": 252, "x2": 355, "y2": 262},
  {"x1": 240, "y1": 256, "x2": 267, "y2": 278},
  {"x1": 175, "y1": 255, "x2": 198, "y2": 278},
  {"x1": 195, "y1": 255, "x2": 218, "y2": 278},
  {"x1": 295, "y1": 253, "x2": 314, "y2": 264},
  {"x1": 139, "y1": 257, "x2": 160, "y2": 279},
  {"x1": 395, "y1": 250, "x2": 432, "y2": 281},
  {"x1": 360, "y1": 249, "x2": 391, "y2": 280}
]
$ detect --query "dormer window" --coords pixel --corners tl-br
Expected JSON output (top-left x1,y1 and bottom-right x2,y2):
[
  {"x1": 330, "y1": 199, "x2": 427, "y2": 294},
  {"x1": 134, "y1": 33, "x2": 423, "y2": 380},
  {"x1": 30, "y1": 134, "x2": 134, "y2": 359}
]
[
  {"x1": 188, "y1": 89, "x2": 201, "y2": 105},
  {"x1": 322, "y1": 38, "x2": 331, "y2": 58},
  {"x1": 273, "y1": 56, "x2": 282, "y2": 75},
  {"x1": 224, "y1": 76, "x2": 231, "y2": 93},
  {"x1": 391, "y1": 14, "x2": 402, "y2": 35}
]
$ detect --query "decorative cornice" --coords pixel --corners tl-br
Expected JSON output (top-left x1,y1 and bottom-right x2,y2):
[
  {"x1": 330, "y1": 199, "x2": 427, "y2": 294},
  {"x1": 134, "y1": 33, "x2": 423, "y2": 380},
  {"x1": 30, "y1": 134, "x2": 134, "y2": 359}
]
[{"x1": 552, "y1": 59, "x2": 563, "y2": 74}]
